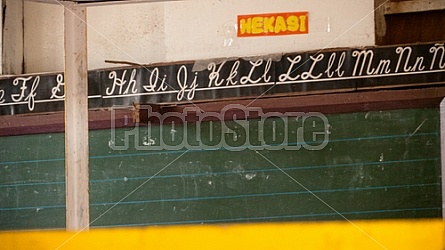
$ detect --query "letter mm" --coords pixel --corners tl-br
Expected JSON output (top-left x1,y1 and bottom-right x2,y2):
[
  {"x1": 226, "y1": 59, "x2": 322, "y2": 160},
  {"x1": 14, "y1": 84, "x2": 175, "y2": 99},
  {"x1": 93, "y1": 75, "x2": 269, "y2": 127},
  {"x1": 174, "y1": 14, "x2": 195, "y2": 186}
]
[{"x1": 237, "y1": 12, "x2": 309, "y2": 37}]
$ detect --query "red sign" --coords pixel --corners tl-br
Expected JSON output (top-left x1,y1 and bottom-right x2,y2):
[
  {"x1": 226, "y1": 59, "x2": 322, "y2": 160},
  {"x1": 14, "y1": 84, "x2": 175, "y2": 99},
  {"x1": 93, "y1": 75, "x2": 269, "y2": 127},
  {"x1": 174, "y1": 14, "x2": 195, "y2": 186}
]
[{"x1": 237, "y1": 12, "x2": 309, "y2": 37}]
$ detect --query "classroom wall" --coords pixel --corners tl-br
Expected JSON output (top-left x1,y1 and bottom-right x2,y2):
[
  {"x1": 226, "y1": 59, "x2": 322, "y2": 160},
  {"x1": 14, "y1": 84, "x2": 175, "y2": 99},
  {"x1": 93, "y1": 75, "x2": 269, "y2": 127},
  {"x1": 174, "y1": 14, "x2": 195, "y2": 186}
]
[{"x1": 23, "y1": 0, "x2": 374, "y2": 73}]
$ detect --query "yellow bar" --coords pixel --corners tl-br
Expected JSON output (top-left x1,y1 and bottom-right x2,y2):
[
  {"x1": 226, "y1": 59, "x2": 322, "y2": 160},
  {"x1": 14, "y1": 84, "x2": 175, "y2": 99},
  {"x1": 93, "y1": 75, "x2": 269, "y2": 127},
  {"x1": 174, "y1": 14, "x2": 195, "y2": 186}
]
[{"x1": 1, "y1": 220, "x2": 444, "y2": 250}]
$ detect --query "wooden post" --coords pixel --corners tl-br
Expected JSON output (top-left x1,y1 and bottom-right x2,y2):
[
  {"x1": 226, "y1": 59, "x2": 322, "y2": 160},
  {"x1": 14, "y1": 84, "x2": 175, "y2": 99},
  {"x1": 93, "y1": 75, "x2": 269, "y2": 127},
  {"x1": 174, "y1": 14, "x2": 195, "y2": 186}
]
[
  {"x1": 374, "y1": 0, "x2": 387, "y2": 45},
  {"x1": 64, "y1": 4, "x2": 89, "y2": 231},
  {"x1": 441, "y1": 98, "x2": 445, "y2": 219}
]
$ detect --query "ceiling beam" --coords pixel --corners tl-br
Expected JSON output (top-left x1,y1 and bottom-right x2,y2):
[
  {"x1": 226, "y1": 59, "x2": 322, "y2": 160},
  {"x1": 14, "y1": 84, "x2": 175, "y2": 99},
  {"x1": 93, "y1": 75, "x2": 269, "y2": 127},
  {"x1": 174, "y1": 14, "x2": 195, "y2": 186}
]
[
  {"x1": 25, "y1": 0, "x2": 187, "y2": 7},
  {"x1": 384, "y1": 0, "x2": 445, "y2": 15}
]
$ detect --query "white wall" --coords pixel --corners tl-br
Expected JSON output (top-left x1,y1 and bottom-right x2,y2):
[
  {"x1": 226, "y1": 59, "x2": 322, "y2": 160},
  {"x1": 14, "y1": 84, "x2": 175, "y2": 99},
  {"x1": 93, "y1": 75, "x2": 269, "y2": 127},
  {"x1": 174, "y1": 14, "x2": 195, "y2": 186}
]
[
  {"x1": 163, "y1": 0, "x2": 375, "y2": 62},
  {"x1": 24, "y1": 2, "x2": 64, "y2": 73},
  {"x1": 23, "y1": 0, "x2": 374, "y2": 73},
  {"x1": 24, "y1": 1, "x2": 165, "y2": 73},
  {"x1": 87, "y1": 3, "x2": 166, "y2": 71},
  {"x1": 3, "y1": 0, "x2": 24, "y2": 75}
]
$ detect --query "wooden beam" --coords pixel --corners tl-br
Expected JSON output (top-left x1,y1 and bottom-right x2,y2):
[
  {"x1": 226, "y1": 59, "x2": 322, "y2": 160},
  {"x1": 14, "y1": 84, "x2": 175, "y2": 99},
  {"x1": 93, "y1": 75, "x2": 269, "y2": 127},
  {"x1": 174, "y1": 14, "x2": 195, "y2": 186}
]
[
  {"x1": 64, "y1": 4, "x2": 89, "y2": 231},
  {"x1": 2, "y1": 87, "x2": 445, "y2": 136},
  {"x1": 374, "y1": 0, "x2": 387, "y2": 45},
  {"x1": 136, "y1": 86, "x2": 445, "y2": 124},
  {"x1": 2, "y1": 0, "x2": 24, "y2": 74},
  {"x1": 384, "y1": 0, "x2": 445, "y2": 15},
  {"x1": 0, "y1": 109, "x2": 133, "y2": 136},
  {"x1": 25, "y1": 0, "x2": 187, "y2": 7}
]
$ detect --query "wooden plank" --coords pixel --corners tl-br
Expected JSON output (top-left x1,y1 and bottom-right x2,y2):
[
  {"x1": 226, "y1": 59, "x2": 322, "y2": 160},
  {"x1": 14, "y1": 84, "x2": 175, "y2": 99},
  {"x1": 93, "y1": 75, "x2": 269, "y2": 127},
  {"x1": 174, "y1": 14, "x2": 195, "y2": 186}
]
[
  {"x1": 2, "y1": 0, "x2": 24, "y2": 74},
  {"x1": 25, "y1": 0, "x2": 187, "y2": 7},
  {"x1": 384, "y1": 9, "x2": 445, "y2": 45},
  {"x1": 137, "y1": 86, "x2": 445, "y2": 124},
  {"x1": 0, "y1": 109, "x2": 133, "y2": 136},
  {"x1": 1, "y1": 220, "x2": 444, "y2": 250},
  {"x1": 1, "y1": 87, "x2": 445, "y2": 136},
  {"x1": 374, "y1": 0, "x2": 387, "y2": 45},
  {"x1": 441, "y1": 97, "x2": 445, "y2": 219},
  {"x1": 64, "y1": 4, "x2": 89, "y2": 231},
  {"x1": 384, "y1": 0, "x2": 445, "y2": 15}
]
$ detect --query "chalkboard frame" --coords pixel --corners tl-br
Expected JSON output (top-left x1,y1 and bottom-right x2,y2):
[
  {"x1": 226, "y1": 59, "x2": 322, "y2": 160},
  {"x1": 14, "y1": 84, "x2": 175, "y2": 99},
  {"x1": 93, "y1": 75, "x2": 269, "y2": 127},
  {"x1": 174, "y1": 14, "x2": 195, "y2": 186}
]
[{"x1": 1, "y1": 86, "x2": 445, "y2": 137}]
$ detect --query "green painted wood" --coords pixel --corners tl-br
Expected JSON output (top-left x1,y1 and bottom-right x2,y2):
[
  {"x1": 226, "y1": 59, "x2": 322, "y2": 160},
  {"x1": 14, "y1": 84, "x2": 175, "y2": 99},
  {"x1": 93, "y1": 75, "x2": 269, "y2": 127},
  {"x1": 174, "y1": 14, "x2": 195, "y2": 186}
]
[{"x1": 0, "y1": 108, "x2": 441, "y2": 230}]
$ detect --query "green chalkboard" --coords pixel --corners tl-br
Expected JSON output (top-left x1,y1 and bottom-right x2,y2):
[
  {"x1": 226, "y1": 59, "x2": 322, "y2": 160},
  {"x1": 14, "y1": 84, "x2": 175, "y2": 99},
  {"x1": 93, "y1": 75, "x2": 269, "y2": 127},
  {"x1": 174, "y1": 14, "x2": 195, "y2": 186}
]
[{"x1": 0, "y1": 108, "x2": 442, "y2": 230}]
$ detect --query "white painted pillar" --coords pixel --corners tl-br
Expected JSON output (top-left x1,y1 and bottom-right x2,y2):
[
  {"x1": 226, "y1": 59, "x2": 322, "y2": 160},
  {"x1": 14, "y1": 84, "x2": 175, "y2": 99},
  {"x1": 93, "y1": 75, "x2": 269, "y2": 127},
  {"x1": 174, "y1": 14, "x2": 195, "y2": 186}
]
[
  {"x1": 64, "y1": 4, "x2": 90, "y2": 231},
  {"x1": 0, "y1": 0, "x2": 2, "y2": 75},
  {"x1": 441, "y1": 98, "x2": 445, "y2": 219}
]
